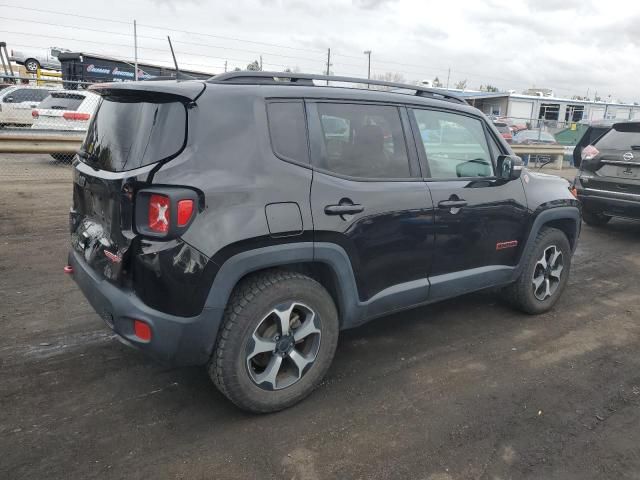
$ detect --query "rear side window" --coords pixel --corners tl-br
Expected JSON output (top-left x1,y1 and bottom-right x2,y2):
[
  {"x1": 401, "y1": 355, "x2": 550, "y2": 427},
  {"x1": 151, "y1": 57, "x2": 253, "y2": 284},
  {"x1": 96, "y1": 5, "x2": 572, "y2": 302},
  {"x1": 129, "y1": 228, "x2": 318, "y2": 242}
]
[
  {"x1": 81, "y1": 96, "x2": 187, "y2": 172},
  {"x1": 3, "y1": 88, "x2": 48, "y2": 103},
  {"x1": 595, "y1": 124, "x2": 640, "y2": 150},
  {"x1": 312, "y1": 103, "x2": 411, "y2": 179},
  {"x1": 266, "y1": 101, "x2": 309, "y2": 163},
  {"x1": 39, "y1": 93, "x2": 85, "y2": 111}
]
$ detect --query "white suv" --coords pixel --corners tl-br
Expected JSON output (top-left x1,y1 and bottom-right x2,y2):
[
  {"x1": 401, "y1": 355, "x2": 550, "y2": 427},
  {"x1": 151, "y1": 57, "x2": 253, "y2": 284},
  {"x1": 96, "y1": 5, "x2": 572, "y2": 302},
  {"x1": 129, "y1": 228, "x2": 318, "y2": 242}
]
[
  {"x1": 31, "y1": 90, "x2": 99, "y2": 131},
  {"x1": 0, "y1": 86, "x2": 53, "y2": 127}
]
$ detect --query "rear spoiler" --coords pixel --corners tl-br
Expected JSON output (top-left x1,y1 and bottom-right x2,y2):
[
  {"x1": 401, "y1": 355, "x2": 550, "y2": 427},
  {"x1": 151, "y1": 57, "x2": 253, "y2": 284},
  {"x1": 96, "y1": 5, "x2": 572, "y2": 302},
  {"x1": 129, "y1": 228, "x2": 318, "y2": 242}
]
[{"x1": 89, "y1": 80, "x2": 206, "y2": 101}]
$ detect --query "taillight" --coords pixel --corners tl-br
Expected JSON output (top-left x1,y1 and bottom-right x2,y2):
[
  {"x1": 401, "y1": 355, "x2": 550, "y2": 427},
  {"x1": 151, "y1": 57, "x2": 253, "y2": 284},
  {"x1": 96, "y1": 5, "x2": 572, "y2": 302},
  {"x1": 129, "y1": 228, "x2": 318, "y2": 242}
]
[
  {"x1": 32, "y1": 110, "x2": 39, "y2": 118},
  {"x1": 135, "y1": 188, "x2": 199, "y2": 239},
  {"x1": 177, "y1": 199, "x2": 194, "y2": 227},
  {"x1": 62, "y1": 112, "x2": 91, "y2": 121},
  {"x1": 148, "y1": 194, "x2": 170, "y2": 233},
  {"x1": 581, "y1": 144, "x2": 599, "y2": 161}
]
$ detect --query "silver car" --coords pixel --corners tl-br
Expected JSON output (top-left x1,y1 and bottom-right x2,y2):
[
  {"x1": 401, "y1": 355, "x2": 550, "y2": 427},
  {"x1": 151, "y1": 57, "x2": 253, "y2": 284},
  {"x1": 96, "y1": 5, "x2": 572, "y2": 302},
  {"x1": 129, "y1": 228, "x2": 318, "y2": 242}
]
[{"x1": 9, "y1": 47, "x2": 68, "y2": 72}]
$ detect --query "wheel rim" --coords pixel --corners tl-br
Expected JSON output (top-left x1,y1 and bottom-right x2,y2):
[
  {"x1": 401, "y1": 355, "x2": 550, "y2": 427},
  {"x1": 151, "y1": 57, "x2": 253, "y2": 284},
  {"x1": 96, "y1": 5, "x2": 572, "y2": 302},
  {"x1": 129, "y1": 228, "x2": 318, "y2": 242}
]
[
  {"x1": 26, "y1": 60, "x2": 38, "y2": 71},
  {"x1": 532, "y1": 245, "x2": 564, "y2": 301},
  {"x1": 245, "y1": 301, "x2": 321, "y2": 391}
]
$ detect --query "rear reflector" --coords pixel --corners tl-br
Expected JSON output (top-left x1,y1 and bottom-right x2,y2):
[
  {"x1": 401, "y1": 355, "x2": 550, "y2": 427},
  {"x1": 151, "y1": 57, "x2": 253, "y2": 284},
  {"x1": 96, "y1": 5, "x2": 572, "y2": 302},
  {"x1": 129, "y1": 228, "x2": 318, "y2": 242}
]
[
  {"x1": 133, "y1": 320, "x2": 152, "y2": 341},
  {"x1": 148, "y1": 194, "x2": 170, "y2": 233},
  {"x1": 177, "y1": 199, "x2": 194, "y2": 227},
  {"x1": 32, "y1": 110, "x2": 39, "y2": 118},
  {"x1": 62, "y1": 112, "x2": 91, "y2": 121},
  {"x1": 63, "y1": 265, "x2": 73, "y2": 274}
]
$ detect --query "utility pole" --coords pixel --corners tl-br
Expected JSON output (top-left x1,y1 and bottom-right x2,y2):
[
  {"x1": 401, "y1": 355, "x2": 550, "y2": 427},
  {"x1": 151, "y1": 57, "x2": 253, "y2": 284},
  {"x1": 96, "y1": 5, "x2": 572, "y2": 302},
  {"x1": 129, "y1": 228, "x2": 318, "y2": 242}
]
[
  {"x1": 224, "y1": 60, "x2": 227, "y2": 73},
  {"x1": 446, "y1": 67, "x2": 450, "y2": 89},
  {"x1": 259, "y1": 55, "x2": 263, "y2": 71},
  {"x1": 363, "y1": 50, "x2": 371, "y2": 88},
  {"x1": 133, "y1": 19, "x2": 138, "y2": 81},
  {"x1": 326, "y1": 48, "x2": 331, "y2": 85}
]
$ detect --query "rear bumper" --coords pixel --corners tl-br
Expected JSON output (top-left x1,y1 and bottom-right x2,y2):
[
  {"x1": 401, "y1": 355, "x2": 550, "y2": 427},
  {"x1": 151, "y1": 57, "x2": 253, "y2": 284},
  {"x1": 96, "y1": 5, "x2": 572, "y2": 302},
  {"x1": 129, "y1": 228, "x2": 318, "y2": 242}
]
[
  {"x1": 68, "y1": 249, "x2": 224, "y2": 366},
  {"x1": 578, "y1": 188, "x2": 640, "y2": 219}
]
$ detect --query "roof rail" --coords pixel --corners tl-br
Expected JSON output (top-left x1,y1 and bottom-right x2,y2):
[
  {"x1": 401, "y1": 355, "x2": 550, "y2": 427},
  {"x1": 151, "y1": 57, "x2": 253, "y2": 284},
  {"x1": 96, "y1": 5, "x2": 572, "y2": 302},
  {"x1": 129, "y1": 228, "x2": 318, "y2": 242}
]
[{"x1": 208, "y1": 71, "x2": 467, "y2": 105}]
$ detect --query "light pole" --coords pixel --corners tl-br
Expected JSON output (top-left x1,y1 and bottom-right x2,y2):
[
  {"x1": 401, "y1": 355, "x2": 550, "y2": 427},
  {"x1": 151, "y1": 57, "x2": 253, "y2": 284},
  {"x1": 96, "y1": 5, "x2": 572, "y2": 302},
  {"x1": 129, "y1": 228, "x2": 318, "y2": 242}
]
[{"x1": 363, "y1": 50, "x2": 371, "y2": 87}]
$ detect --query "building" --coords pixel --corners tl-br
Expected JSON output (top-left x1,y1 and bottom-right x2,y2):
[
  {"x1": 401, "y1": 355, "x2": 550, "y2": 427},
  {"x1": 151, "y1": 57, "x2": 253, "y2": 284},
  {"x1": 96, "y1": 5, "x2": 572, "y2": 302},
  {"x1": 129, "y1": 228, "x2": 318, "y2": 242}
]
[{"x1": 440, "y1": 90, "x2": 640, "y2": 124}]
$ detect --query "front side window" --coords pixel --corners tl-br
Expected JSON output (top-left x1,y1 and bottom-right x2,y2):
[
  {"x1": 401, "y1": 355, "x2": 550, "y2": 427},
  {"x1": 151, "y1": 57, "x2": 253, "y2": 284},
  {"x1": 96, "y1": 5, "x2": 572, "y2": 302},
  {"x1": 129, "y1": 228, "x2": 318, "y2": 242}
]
[
  {"x1": 312, "y1": 103, "x2": 411, "y2": 179},
  {"x1": 412, "y1": 109, "x2": 494, "y2": 179}
]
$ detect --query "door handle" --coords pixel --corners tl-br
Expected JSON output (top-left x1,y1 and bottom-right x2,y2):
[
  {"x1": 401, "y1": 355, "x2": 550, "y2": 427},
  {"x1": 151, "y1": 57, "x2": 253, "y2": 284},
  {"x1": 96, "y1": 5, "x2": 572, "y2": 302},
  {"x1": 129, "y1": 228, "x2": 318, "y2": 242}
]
[
  {"x1": 438, "y1": 199, "x2": 468, "y2": 209},
  {"x1": 324, "y1": 204, "x2": 364, "y2": 215}
]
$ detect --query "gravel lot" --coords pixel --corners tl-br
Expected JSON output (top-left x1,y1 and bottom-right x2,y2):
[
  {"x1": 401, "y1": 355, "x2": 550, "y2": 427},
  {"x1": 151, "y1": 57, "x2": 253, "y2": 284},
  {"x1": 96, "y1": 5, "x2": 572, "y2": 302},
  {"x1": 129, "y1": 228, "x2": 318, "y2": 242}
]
[{"x1": 1, "y1": 155, "x2": 639, "y2": 480}]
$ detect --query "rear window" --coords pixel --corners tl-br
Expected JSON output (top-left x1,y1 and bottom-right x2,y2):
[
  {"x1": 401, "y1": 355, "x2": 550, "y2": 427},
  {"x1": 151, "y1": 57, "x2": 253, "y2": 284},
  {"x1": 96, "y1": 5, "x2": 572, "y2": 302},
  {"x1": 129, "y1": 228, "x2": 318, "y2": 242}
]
[
  {"x1": 81, "y1": 96, "x2": 187, "y2": 172},
  {"x1": 595, "y1": 124, "x2": 640, "y2": 150},
  {"x1": 39, "y1": 92, "x2": 86, "y2": 111}
]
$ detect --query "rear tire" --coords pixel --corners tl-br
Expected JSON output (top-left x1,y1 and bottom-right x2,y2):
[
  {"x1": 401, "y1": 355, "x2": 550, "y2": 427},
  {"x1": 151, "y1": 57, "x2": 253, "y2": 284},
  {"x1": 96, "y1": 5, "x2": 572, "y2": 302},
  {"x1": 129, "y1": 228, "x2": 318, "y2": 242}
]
[
  {"x1": 582, "y1": 209, "x2": 611, "y2": 226},
  {"x1": 209, "y1": 269, "x2": 339, "y2": 413},
  {"x1": 504, "y1": 227, "x2": 571, "y2": 315},
  {"x1": 25, "y1": 59, "x2": 40, "y2": 72}
]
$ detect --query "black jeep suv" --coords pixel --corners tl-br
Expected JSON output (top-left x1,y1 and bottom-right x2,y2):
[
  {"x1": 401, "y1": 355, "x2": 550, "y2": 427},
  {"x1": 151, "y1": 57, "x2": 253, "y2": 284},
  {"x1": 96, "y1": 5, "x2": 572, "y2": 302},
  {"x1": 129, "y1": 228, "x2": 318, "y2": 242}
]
[
  {"x1": 67, "y1": 72, "x2": 580, "y2": 412},
  {"x1": 573, "y1": 121, "x2": 640, "y2": 225}
]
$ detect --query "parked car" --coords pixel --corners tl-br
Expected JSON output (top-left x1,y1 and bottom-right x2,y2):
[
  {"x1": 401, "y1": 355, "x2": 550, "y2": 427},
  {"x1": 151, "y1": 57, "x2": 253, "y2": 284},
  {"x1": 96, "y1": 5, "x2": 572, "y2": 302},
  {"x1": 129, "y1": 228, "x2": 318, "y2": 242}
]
[
  {"x1": 9, "y1": 47, "x2": 68, "y2": 72},
  {"x1": 499, "y1": 117, "x2": 527, "y2": 133},
  {"x1": 512, "y1": 129, "x2": 558, "y2": 145},
  {"x1": 66, "y1": 72, "x2": 580, "y2": 413},
  {"x1": 494, "y1": 122, "x2": 513, "y2": 143},
  {"x1": 572, "y1": 121, "x2": 614, "y2": 167},
  {"x1": 0, "y1": 85, "x2": 54, "y2": 127},
  {"x1": 32, "y1": 90, "x2": 99, "y2": 131},
  {"x1": 573, "y1": 121, "x2": 640, "y2": 225}
]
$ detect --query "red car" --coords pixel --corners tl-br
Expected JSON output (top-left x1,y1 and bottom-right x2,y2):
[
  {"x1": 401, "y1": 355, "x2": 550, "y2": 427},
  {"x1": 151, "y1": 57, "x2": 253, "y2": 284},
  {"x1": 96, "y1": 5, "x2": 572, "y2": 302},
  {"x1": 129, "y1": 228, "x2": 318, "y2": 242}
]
[{"x1": 494, "y1": 122, "x2": 513, "y2": 143}]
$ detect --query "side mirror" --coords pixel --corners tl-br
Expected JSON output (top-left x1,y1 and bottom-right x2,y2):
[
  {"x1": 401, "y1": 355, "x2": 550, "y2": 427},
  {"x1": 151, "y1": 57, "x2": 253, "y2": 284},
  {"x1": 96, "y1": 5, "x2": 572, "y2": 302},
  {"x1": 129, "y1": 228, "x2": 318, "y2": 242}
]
[
  {"x1": 4, "y1": 96, "x2": 13, "y2": 103},
  {"x1": 497, "y1": 155, "x2": 523, "y2": 181}
]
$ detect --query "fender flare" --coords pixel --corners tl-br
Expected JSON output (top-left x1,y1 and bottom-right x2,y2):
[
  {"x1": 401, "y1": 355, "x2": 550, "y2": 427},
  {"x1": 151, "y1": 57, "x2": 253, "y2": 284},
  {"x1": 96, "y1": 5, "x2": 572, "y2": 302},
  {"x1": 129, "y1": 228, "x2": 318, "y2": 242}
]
[
  {"x1": 513, "y1": 206, "x2": 581, "y2": 279},
  {"x1": 202, "y1": 242, "x2": 361, "y2": 325}
]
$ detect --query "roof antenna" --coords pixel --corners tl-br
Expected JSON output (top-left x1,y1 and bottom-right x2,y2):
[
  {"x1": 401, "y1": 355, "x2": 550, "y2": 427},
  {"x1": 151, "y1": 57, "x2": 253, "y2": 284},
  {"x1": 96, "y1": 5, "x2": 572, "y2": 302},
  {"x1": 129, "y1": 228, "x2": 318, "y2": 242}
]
[{"x1": 167, "y1": 35, "x2": 180, "y2": 77}]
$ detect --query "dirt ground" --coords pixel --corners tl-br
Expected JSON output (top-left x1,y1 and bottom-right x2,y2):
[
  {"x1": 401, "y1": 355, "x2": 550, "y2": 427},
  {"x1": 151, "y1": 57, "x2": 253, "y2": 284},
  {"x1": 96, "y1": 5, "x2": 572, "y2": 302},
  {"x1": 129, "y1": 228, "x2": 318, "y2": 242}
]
[{"x1": 1, "y1": 154, "x2": 639, "y2": 480}]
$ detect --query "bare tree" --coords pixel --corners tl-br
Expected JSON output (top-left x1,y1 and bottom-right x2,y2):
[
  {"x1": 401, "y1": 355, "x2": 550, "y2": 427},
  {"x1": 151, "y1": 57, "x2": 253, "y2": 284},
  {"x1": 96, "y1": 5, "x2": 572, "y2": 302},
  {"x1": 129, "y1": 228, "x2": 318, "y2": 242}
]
[
  {"x1": 454, "y1": 79, "x2": 467, "y2": 90},
  {"x1": 366, "y1": 72, "x2": 407, "y2": 90},
  {"x1": 432, "y1": 76, "x2": 443, "y2": 87}
]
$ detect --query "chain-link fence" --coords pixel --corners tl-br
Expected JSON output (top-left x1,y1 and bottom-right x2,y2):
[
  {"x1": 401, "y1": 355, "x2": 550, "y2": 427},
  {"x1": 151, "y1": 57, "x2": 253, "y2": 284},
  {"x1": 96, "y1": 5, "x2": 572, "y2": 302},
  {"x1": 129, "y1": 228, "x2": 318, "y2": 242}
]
[{"x1": 489, "y1": 115, "x2": 594, "y2": 168}]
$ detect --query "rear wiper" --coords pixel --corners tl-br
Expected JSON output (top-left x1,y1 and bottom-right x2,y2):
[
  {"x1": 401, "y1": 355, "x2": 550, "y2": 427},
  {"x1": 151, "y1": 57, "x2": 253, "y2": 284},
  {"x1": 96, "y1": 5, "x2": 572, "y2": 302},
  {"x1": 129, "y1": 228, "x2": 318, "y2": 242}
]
[{"x1": 630, "y1": 145, "x2": 640, "y2": 150}]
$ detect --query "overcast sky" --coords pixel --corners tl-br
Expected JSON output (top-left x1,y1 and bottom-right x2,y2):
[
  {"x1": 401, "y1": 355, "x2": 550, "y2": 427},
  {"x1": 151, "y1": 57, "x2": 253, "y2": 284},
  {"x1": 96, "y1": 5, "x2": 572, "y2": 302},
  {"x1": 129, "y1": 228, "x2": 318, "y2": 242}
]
[{"x1": 3, "y1": 0, "x2": 640, "y2": 101}]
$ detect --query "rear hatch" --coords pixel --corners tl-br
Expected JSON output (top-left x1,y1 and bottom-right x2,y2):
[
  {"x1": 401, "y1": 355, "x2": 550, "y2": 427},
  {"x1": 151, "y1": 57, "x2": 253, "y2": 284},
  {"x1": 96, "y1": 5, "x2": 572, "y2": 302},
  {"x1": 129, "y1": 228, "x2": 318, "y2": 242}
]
[
  {"x1": 583, "y1": 122, "x2": 640, "y2": 196},
  {"x1": 70, "y1": 82, "x2": 203, "y2": 283}
]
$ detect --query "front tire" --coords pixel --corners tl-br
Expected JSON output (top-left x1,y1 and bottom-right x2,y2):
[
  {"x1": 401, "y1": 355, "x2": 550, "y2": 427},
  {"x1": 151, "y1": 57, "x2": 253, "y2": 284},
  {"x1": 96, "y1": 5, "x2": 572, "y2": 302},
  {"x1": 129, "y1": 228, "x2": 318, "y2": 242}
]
[
  {"x1": 582, "y1": 209, "x2": 611, "y2": 226},
  {"x1": 209, "y1": 270, "x2": 339, "y2": 413},
  {"x1": 504, "y1": 227, "x2": 571, "y2": 314}
]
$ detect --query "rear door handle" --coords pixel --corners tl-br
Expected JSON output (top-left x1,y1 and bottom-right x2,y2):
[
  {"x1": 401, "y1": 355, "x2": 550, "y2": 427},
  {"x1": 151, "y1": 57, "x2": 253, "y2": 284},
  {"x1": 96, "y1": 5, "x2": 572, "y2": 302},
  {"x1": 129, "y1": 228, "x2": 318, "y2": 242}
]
[
  {"x1": 438, "y1": 199, "x2": 468, "y2": 209},
  {"x1": 324, "y1": 204, "x2": 364, "y2": 215}
]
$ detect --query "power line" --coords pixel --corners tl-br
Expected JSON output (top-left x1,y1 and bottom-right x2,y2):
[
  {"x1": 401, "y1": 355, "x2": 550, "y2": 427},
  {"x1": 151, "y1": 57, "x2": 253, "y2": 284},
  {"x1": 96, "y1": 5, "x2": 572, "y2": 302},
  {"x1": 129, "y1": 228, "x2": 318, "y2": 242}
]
[
  {"x1": 0, "y1": 3, "x2": 327, "y2": 54},
  {"x1": 0, "y1": 16, "x2": 327, "y2": 64}
]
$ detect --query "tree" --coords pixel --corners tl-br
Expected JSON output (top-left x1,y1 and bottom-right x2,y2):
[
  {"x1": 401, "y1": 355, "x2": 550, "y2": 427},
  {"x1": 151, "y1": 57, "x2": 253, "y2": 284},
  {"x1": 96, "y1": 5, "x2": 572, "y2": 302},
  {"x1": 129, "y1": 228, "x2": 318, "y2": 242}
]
[
  {"x1": 432, "y1": 76, "x2": 443, "y2": 87},
  {"x1": 367, "y1": 72, "x2": 407, "y2": 90},
  {"x1": 246, "y1": 60, "x2": 261, "y2": 71},
  {"x1": 480, "y1": 84, "x2": 499, "y2": 92},
  {"x1": 454, "y1": 79, "x2": 467, "y2": 90},
  {"x1": 233, "y1": 67, "x2": 241, "y2": 72}
]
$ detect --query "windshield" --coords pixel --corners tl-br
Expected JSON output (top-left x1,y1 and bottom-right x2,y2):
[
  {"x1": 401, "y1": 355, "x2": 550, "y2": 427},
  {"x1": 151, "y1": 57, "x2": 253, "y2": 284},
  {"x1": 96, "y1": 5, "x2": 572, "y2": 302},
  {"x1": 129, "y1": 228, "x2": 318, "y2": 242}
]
[
  {"x1": 39, "y1": 92, "x2": 86, "y2": 111},
  {"x1": 80, "y1": 96, "x2": 187, "y2": 172},
  {"x1": 595, "y1": 124, "x2": 640, "y2": 150}
]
